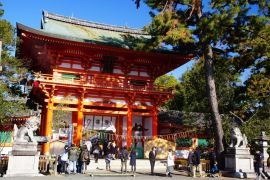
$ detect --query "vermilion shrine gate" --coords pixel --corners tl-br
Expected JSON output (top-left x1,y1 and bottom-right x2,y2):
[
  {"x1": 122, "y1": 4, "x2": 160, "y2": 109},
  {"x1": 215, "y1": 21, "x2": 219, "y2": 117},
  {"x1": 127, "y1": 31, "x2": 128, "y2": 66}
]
[{"x1": 16, "y1": 11, "x2": 192, "y2": 155}]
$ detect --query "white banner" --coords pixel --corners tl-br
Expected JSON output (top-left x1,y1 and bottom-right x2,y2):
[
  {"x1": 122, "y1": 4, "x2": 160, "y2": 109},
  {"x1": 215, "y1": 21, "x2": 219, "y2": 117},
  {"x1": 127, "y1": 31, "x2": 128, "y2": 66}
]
[
  {"x1": 84, "y1": 115, "x2": 116, "y2": 132},
  {"x1": 84, "y1": 115, "x2": 94, "y2": 130},
  {"x1": 93, "y1": 116, "x2": 102, "y2": 130}
]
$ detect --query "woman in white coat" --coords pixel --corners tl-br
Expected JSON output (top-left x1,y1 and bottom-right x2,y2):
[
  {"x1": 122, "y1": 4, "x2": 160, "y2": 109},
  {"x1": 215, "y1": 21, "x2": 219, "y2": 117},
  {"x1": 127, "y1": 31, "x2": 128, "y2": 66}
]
[{"x1": 166, "y1": 149, "x2": 174, "y2": 177}]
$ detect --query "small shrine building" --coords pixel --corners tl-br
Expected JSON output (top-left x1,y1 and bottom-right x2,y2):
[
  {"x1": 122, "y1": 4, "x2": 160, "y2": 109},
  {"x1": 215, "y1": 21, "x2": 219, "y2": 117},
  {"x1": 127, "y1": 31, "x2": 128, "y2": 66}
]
[{"x1": 16, "y1": 11, "x2": 192, "y2": 155}]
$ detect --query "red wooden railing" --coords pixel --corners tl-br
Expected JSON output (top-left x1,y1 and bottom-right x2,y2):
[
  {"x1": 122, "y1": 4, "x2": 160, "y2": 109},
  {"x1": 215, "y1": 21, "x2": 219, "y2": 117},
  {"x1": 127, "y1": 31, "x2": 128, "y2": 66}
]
[{"x1": 35, "y1": 73, "x2": 172, "y2": 94}]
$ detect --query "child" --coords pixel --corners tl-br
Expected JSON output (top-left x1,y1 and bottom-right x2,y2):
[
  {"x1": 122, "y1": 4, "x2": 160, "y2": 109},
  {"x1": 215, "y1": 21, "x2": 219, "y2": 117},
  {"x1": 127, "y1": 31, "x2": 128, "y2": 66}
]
[
  {"x1": 209, "y1": 162, "x2": 219, "y2": 178},
  {"x1": 105, "y1": 153, "x2": 112, "y2": 171}
]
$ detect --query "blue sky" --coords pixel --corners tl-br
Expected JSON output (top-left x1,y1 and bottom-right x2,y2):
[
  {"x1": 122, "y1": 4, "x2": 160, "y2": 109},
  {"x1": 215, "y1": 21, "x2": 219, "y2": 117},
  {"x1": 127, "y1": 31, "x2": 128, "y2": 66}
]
[{"x1": 1, "y1": 0, "x2": 194, "y2": 79}]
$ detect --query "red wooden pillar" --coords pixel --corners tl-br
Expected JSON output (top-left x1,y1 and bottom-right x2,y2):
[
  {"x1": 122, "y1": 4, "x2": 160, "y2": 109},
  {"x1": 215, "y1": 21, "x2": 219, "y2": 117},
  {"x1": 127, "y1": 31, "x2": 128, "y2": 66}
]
[
  {"x1": 72, "y1": 112, "x2": 77, "y2": 145},
  {"x1": 127, "y1": 104, "x2": 132, "y2": 149},
  {"x1": 42, "y1": 98, "x2": 54, "y2": 155},
  {"x1": 73, "y1": 98, "x2": 84, "y2": 146},
  {"x1": 75, "y1": 110, "x2": 83, "y2": 146},
  {"x1": 152, "y1": 105, "x2": 158, "y2": 139}
]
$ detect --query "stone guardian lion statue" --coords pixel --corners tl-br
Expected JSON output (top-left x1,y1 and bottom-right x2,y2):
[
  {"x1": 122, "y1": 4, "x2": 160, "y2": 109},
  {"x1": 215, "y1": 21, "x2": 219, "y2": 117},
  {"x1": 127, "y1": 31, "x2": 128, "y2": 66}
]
[
  {"x1": 13, "y1": 116, "x2": 40, "y2": 144},
  {"x1": 229, "y1": 127, "x2": 248, "y2": 148}
]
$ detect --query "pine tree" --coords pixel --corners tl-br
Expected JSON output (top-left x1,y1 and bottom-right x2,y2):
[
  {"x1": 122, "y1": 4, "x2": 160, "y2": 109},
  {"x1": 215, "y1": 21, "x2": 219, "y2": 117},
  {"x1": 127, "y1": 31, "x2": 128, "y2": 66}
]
[
  {"x1": 0, "y1": 2, "x2": 28, "y2": 124},
  {"x1": 133, "y1": 0, "x2": 269, "y2": 154}
]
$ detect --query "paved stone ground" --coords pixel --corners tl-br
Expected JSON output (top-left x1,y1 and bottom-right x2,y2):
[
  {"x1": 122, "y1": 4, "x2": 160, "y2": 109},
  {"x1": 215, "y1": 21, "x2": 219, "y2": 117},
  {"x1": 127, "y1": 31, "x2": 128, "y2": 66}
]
[
  {"x1": 1, "y1": 159, "x2": 252, "y2": 179},
  {"x1": 2, "y1": 169, "x2": 241, "y2": 180}
]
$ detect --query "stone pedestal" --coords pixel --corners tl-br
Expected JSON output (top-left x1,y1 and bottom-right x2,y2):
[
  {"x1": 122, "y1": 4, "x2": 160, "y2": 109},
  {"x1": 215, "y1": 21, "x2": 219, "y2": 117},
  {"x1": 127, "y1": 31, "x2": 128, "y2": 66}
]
[
  {"x1": 5, "y1": 153, "x2": 42, "y2": 177},
  {"x1": 223, "y1": 147, "x2": 256, "y2": 179},
  {"x1": 5, "y1": 142, "x2": 43, "y2": 177},
  {"x1": 12, "y1": 142, "x2": 38, "y2": 155}
]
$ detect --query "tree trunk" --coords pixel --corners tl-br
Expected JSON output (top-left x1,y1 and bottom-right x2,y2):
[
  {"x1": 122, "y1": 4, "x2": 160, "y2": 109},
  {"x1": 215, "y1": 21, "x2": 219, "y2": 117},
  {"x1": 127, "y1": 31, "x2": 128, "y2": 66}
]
[{"x1": 204, "y1": 44, "x2": 224, "y2": 154}]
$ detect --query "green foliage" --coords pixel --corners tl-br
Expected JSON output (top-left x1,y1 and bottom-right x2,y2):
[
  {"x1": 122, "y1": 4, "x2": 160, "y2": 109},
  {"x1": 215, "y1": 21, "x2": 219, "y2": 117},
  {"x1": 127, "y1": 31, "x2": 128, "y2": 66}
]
[
  {"x1": 0, "y1": 2, "x2": 29, "y2": 124},
  {"x1": 176, "y1": 138, "x2": 192, "y2": 147},
  {"x1": 241, "y1": 118, "x2": 270, "y2": 153},
  {"x1": 142, "y1": 10, "x2": 194, "y2": 51},
  {"x1": 0, "y1": 84, "x2": 29, "y2": 124},
  {"x1": 170, "y1": 58, "x2": 240, "y2": 114},
  {"x1": 154, "y1": 74, "x2": 182, "y2": 109},
  {"x1": 154, "y1": 74, "x2": 179, "y2": 90},
  {"x1": 135, "y1": 0, "x2": 270, "y2": 152},
  {"x1": 53, "y1": 103, "x2": 70, "y2": 130}
]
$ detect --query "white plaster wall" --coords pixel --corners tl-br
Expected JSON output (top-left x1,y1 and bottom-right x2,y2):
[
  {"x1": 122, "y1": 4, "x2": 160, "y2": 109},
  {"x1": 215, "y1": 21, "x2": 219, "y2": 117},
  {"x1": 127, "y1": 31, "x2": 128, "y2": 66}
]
[
  {"x1": 113, "y1": 69, "x2": 123, "y2": 74},
  {"x1": 84, "y1": 98, "x2": 102, "y2": 102},
  {"x1": 140, "y1": 72, "x2": 149, "y2": 77},
  {"x1": 145, "y1": 102, "x2": 152, "y2": 106},
  {"x1": 128, "y1": 71, "x2": 138, "y2": 76},
  {"x1": 111, "y1": 99, "x2": 126, "y2": 105},
  {"x1": 90, "y1": 66, "x2": 100, "y2": 71},
  {"x1": 59, "y1": 62, "x2": 71, "y2": 68},
  {"x1": 72, "y1": 64, "x2": 83, "y2": 69},
  {"x1": 53, "y1": 71, "x2": 62, "y2": 79}
]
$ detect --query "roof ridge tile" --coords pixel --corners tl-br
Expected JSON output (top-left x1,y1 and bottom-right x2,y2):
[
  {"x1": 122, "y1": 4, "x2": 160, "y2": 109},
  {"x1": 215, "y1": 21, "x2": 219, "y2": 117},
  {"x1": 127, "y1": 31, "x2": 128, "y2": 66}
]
[{"x1": 43, "y1": 10, "x2": 148, "y2": 35}]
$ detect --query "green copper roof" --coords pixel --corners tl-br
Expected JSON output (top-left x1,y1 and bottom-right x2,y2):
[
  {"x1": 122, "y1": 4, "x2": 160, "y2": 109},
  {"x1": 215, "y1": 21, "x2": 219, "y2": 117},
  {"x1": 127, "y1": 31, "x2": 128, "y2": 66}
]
[{"x1": 41, "y1": 11, "x2": 151, "y2": 49}]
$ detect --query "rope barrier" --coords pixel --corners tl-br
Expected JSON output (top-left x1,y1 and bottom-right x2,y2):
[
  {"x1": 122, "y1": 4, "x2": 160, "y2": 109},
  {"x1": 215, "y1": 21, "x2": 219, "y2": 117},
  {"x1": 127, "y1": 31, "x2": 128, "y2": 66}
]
[{"x1": 84, "y1": 129, "x2": 197, "y2": 142}]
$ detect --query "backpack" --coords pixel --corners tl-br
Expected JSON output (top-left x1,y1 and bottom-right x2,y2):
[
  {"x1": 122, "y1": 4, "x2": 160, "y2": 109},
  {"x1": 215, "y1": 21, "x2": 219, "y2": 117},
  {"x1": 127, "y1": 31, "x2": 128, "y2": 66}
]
[{"x1": 82, "y1": 151, "x2": 89, "y2": 161}]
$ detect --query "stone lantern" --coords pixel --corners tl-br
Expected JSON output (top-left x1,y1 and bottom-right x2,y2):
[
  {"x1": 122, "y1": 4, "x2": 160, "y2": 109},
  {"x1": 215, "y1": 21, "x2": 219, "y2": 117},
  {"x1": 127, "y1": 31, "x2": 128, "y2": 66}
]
[{"x1": 254, "y1": 131, "x2": 270, "y2": 168}]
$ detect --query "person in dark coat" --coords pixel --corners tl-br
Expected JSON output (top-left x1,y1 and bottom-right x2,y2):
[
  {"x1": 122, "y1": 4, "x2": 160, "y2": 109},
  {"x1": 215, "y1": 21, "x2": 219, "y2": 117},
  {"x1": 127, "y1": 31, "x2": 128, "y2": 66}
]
[
  {"x1": 80, "y1": 144, "x2": 90, "y2": 174},
  {"x1": 93, "y1": 145, "x2": 100, "y2": 163},
  {"x1": 130, "y1": 148, "x2": 137, "y2": 174},
  {"x1": 119, "y1": 146, "x2": 129, "y2": 174},
  {"x1": 192, "y1": 147, "x2": 201, "y2": 178},
  {"x1": 149, "y1": 147, "x2": 157, "y2": 175},
  {"x1": 209, "y1": 149, "x2": 216, "y2": 171},
  {"x1": 187, "y1": 149, "x2": 194, "y2": 176},
  {"x1": 254, "y1": 150, "x2": 267, "y2": 179}
]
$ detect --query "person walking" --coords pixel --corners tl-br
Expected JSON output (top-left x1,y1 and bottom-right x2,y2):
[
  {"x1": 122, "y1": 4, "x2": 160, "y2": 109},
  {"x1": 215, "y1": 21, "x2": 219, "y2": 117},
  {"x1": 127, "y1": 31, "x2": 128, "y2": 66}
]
[
  {"x1": 80, "y1": 144, "x2": 90, "y2": 174},
  {"x1": 149, "y1": 147, "x2": 157, "y2": 175},
  {"x1": 59, "y1": 145, "x2": 69, "y2": 174},
  {"x1": 254, "y1": 150, "x2": 267, "y2": 180},
  {"x1": 130, "y1": 148, "x2": 137, "y2": 175},
  {"x1": 68, "y1": 144, "x2": 80, "y2": 174},
  {"x1": 119, "y1": 146, "x2": 129, "y2": 174},
  {"x1": 93, "y1": 145, "x2": 100, "y2": 163},
  {"x1": 166, "y1": 149, "x2": 174, "y2": 177},
  {"x1": 192, "y1": 147, "x2": 202, "y2": 178},
  {"x1": 105, "y1": 153, "x2": 112, "y2": 171},
  {"x1": 187, "y1": 149, "x2": 194, "y2": 177}
]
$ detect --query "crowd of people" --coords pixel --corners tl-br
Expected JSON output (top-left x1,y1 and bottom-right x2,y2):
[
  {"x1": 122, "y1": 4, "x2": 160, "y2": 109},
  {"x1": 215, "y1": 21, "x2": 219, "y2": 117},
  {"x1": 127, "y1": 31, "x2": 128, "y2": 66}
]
[
  {"x1": 56, "y1": 142, "x2": 217, "y2": 178},
  {"x1": 56, "y1": 141, "x2": 161, "y2": 176},
  {"x1": 56, "y1": 141, "x2": 139, "y2": 175},
  {"x1": 56, "y1": 141, "x2": 269, "y2": 179}
]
